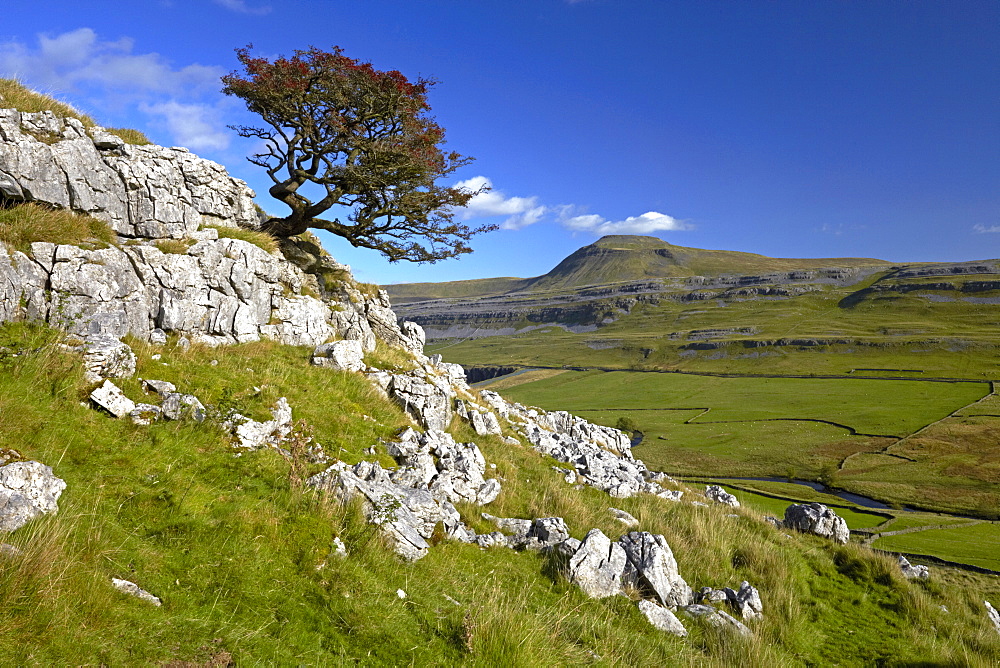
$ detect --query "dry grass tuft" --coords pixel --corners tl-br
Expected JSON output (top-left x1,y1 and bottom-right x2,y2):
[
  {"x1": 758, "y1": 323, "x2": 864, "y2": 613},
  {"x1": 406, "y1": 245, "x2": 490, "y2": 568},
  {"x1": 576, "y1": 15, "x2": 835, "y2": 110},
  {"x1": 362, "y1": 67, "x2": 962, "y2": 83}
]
[
  {"x1": 0, "y1": 78, "x2": 96, "y2": 126},
  {"x1": 205, "y1": 224, "x2": 280, "y2": 254},
  {"x1": 0, "y1": 203, "x2": 116, "y2": 253}
]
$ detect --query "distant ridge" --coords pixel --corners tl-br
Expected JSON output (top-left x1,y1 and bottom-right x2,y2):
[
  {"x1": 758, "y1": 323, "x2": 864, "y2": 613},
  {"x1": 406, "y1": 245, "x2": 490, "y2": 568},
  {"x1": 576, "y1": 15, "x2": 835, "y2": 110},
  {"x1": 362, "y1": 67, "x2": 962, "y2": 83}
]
[{"x1": 386, "y1": 235, "x2": 888, "y2": 302}]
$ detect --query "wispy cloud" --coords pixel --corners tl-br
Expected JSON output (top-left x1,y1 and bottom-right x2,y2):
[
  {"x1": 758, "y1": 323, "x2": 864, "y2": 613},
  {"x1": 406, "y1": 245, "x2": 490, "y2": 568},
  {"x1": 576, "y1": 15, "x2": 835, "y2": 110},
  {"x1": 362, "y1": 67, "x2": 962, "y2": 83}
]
[
  {"x1": 140, "y1": 101, "x2": 230, "y2": 151},
  {"x1": 0, "y1": 28, "x2": 230, "y2": 150},
  {"x1": 453, "y1": 176, "x2": 690, "y2": 237},
  {"x1": 561, "y1": 210, "x2": 691, "y2": 235},
  {"x1": 214, "y1": 0, "x2": 272, "y2": 15},
  {"x1": 973, "y1": 224, "x2": 1000, "y2": 234},
  {"x1": 454, "y1": 176, "x2": 548, "y2": 230}
]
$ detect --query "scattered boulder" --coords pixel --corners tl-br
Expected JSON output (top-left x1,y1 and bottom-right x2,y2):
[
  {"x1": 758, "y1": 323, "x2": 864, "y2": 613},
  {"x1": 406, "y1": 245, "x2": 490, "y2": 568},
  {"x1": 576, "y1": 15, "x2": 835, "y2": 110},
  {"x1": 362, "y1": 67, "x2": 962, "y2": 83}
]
[
  {"x1": 0, "y1": 461, "x2": 67, "y2": 532},
  {"x1": 783, "y1": 503, "x2": 850, "y2": 544},
  {"x1": 141, "y1": 379, "x2": 176, "y2": 397},
  {"x1": 568, "y1": 528, "x2": 627, "y2": 599},
  {"x1": 456, "y1": 400, "x2": 502, "y2": 436},
  {"x1": 89, "y1": 380, "x2": 136, "y2": 418},
  {"x1": 81, "y1": 336, "x2": 136, "y2": 383},
  {"x1": 311, "y1": 339, "x2": 366, "y2": 372},
  {"x1": 986, "y1": 601, "x2": 1000, "y2": 635},
  {"x1": 618, "y1": 531, "x2": 692, "y2": 609},
  {"x1": 697, "y1": 587, "x2": 729, "y2": 604},
  {"x1": 898, "y1": 556, "x2": 930, "y2": 580},
  {"x1": 705, "y1": 485, "x2": 739, "y2": 507},
  {"x1": 160, "y1": 392, "x2": 206, "y2": 422},
  {"x1": 111, "y1": 578, "x2": 162, "y2": 606},
  {"x1": 609, "y1": 507, "x2": 639, "y2": 527},
  {"x1": 129, "y1": 403, "x2": 163, "y2": 426},
  {"x1": 637, "y1": 599, "x2": 688, "y2": 637},
  {"x1": 227, "y1": 398, "x2": 294, "y2": 451},
  {"x1": 724, "y1": 581, "x2": 763, "y2": 620},
  {"x1": 680, "y1": 604, "x2": 751, "y2": 636}
]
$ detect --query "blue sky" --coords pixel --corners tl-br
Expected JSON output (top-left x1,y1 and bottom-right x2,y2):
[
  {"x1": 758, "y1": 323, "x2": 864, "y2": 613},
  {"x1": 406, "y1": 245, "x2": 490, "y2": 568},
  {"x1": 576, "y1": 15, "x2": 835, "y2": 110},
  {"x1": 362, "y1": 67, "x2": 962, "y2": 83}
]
[{"x1": 1, "y1": 0, "x2": 998, "y2": 284}]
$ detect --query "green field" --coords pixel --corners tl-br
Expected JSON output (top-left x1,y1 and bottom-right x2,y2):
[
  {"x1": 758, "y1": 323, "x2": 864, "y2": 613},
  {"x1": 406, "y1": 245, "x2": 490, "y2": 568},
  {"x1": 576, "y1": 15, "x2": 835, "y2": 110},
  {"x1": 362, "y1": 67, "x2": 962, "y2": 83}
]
[
  {"x1": 874, "y1": 523, "x2": 1000, "y2": 571},
  {"x1": 499, "y1": 369, "x2": 996, "y2": 515}
]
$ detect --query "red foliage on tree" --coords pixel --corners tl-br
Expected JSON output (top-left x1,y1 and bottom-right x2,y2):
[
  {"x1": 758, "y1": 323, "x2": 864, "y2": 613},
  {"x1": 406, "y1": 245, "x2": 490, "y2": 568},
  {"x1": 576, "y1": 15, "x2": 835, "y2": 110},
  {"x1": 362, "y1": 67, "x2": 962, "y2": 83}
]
[{"x1": 222, "y1": 45, "x2": 494, "y2": 263}]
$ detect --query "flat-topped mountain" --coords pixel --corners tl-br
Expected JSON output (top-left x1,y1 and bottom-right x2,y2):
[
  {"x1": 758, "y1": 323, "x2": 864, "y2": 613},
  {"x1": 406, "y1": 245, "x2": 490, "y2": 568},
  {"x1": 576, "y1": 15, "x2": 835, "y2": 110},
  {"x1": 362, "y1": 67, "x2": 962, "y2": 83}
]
[{"x1": 386, "y1": 235, "x2": 888, "y2": 304}]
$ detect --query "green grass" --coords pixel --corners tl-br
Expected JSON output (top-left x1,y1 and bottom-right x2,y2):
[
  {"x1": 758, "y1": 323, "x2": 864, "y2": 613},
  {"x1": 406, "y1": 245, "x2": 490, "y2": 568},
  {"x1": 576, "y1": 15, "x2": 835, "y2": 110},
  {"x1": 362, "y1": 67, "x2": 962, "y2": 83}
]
[
  {"x1": 2, "y1": 321, "x2": 1000, "y2": 664},
  {"x1": 0, "y1": 78, "x2": 150, "y2": 145},
  {"x1": 202, "y1": 224, "x2": 280, "y2": 254},
  {"x1": 874, "y1": 523, "x2": 1000, "y2": 571},
  {"x1": 0, "y1": 203, "x2": 117, "y2": 253}
]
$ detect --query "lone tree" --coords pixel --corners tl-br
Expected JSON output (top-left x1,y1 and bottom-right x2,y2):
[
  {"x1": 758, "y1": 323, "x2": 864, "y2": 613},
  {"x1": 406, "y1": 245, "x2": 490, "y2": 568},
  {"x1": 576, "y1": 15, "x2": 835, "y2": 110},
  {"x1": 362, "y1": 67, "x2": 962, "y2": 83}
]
[{"x1": 221, "y1": 46, "x2": 494, "y2": 262}]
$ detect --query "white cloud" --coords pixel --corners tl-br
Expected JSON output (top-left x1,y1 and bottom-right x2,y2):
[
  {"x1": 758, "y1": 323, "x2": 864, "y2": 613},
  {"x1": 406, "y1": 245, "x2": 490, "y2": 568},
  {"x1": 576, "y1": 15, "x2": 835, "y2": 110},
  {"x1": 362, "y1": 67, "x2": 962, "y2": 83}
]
[
  {"x1": 453, "y1": 176, "x2": 548, "y2": 230},
  {"x1": 0, "y1": 29, "x2": 230, "y2": 152},
  {"x1": 561, "y1": 210, "x2": 691, "y2": 235},
  {"x1": 0, "y1": 28, "x2": 221, "y2": 95},
  {"x1": 141, "y1": 101, "x2": 230, "y2": 151},
  {"x1": 973, "y1": 224, "x2": 1000, "y2": 234},
  {"x1": 214, "y1": 0, "x2": 272, "y2": 15}
]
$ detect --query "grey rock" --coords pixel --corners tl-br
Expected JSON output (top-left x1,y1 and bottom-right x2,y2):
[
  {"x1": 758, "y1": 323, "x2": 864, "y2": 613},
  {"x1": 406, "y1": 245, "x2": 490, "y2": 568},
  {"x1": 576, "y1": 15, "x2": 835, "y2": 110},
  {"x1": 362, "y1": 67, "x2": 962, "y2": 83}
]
[
  {"x1": 311, "y1": 339, "x2": 365, "y2": 372},
  {"x1": 160, "y1": 392, "x2": 206, "y2": 422},
  {"x1": 387, "y1": 373, "x2": 452, "y2": 431},
  {"x1": 90, "y1": 379, "x2": 136, "y2": 418},
  {"x1": 141, "y1": 379, "x2": 176, "y2": 398},
  {"x1": 609, "y1": 507, "x2": 639, "y2": 527},
  {"x1": 130, "y1": 403, "x2": 163, "y2": 425},
  {"x1": 637, "y1": 599, "x2": 688, "y2": 636},
  {"x1": 149, "y1": 328, "x2": 168, "y2": 345},
  {"x1": 331, "y1": 536, "x2": 347, "y2": 558},
  {"x1": 725, "y1": 581, "x2": 763, "y2": 620},
  {"x1": 81, "y1": 336, "x2": 136, "y2": 383},
  {"x1": 111, "y1": 578, "x2": 162, "y2": 606},
  {"x1": 783, "y1": 503, "x2": 850, "y2": 544},
  {"x1": 705, "y1": 485, "x2": 740, "y2": 507},
  {"x1": 680, "y1": 604, "x2": 751, "y2": 636},
  {"x1": 898, "y1": 556, "x2": 930, "y2": 580},
  {"x1": 618, "y1": 531, "x2": 692, "y2": 608},
  {"x1": 456, "y1": 400, "x2": 503, "y2": 436},
  {"x1": 697, "y1": 587, "x2": 729, "y2": 604},
  {"x1": 475, "y1": 531, "x2": 508, "y2": 548},
  {"x1": 0, "y1": 461, "x2": 67, "y2": 532},
  {"x1": 227, "y1": 398, "x2": 293, "y2": 450},
  {"x1": 986, "y1": 601, "x2": 1000, "y2": 634},
  {"x1": 399, "y1": 320, "x2": 426, "y2": 357},
  {"x1": 568, "y1": 528, "x2": 627, "y2": 599}
]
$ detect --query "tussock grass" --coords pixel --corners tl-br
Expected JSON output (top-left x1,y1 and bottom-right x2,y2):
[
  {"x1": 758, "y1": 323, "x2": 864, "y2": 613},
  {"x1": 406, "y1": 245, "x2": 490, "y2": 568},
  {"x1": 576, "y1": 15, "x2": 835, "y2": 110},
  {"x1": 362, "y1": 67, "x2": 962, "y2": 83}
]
[
  {"x1": 0, "y1": 203, "x2": 117, "y2": 253},
  {"x1": 154, "y1": 238, "x2": 195, "y2": 255},
  {"x1": 0, "y1": 79, "x2": 150, "y2": 145},
  {"x1": 202, "y1": 223, "x2": 280, "y2": 254},
  {"x1": 0, "y1": 78, "x2": 96, "y2": 126}
]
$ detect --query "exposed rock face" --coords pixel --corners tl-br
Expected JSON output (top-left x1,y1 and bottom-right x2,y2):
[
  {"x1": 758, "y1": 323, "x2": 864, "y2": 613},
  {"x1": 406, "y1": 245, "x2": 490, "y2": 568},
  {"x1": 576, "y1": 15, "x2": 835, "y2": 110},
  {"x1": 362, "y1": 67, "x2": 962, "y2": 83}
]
[
  {"x1": 782, "y1": 503, "x2": 850, "y2": 544},
  {"x1": 898, "y1": 556, "x2": 930, "y2": 580},
  {"x1": 0, "y1": 107, "x2": 419, "y2": 355},
  {"x1": 986, "y1": 601, "x2": 1000, "y2": 635},
  {"x1": 111, "y1": 578, "x2": 162, "y2": 606},
  {"x1": 680, "y1": 604, "x2": 751, "y2": 636},
  {"x1": 0, "y1": 109, "x2": 256, "y2": 238},
  {"x1": 637, "y1": 599, "x2": 688, "y2": 637},
  {"x1": 568, "y1": 528, "x2": 627, "y2": 598},
  {"x1": 725, "y1": 581, "x2": 763, "y2": 620},
  {"x1": 0, "y1": 461, "x2": 66, "y2": 532},
  {"x1": 306, "y1": 428, "x2": 499, "y2": 560},
  {"x1": 618, "y1": 531, "x2": 692, "y2": 609},
  {"x1": 311, "y1": 340, "x2": 366, "y2": 372},
  {"x1": 705, "y1": 485, "x2": 739, "y2": 508},
  {"x1": 81, "y1": 336, "x2": 137, "y2": 383}
]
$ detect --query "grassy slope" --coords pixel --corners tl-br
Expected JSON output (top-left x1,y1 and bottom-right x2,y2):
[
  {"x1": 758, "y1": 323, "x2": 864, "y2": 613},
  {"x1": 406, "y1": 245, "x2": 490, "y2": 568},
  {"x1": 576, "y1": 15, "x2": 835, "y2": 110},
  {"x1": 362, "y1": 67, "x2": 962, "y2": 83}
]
[
  {"x1": 1, "y1": 322, "x2": 1000, "y2": 664},
  {"x1": 385, "y1": 234, "x2": 890, "y2": 302}
]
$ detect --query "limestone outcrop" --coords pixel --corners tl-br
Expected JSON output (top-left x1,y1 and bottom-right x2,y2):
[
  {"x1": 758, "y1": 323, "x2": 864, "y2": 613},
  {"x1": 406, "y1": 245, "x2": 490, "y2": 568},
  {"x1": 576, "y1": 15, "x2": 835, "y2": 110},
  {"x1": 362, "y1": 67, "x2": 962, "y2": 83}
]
[
  {"x1": 0, "y1": 109, "x2": 255, "y2": 238},
  {"x1": 0, "y1": 461, "x2": 67, "y2": 532},
  {"x1": 782, "y1": 503, "x2": 850, "y2": 544}
]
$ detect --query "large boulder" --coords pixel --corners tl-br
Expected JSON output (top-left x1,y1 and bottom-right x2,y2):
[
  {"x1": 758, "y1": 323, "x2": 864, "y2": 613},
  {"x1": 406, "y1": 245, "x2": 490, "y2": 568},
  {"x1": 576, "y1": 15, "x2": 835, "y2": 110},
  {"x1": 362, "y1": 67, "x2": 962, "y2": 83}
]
[
  {"x1": 0, "y1": 461, "x2": 66, "y2": 532},
  {"x1": 568, "y1": 528, "x2": 627, "y2": 598},
  {"x1": 705, "y1": 485, "x2": 739, "y2": 508},
  {"x1": 618, "y1": 531, "x2": 692, "y2": 609},
  {"x1": 782, "y1": 503, "x2": 850, "y2": 544},
  {"x1": 311, "y1": 339, "x2": 366, "y2": 372}
]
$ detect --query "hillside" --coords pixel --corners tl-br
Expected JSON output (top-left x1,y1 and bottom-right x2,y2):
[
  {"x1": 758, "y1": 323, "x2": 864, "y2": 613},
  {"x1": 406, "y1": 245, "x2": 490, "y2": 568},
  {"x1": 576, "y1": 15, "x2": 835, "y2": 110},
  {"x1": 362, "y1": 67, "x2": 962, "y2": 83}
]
[
  {"x1": 386, "y1": 234, "x2": 889, "y2": 304},
  {"x1": 2, "y1": 84, "x2": 1000, "y2": 664}
]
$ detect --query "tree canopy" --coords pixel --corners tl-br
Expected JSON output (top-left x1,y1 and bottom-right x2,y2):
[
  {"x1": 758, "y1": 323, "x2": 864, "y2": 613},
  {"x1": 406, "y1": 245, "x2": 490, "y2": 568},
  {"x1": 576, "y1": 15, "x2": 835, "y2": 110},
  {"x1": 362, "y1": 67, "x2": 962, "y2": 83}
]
[{"x1": 221, "y1": 45, "x2": 494, "y2": 263}]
